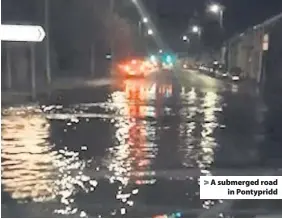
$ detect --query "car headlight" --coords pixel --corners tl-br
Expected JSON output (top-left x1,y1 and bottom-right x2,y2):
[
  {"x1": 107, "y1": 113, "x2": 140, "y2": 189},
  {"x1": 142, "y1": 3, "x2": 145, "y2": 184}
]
[{"x1": 232, "y1": 76, "x2": 240, "y2": 81}]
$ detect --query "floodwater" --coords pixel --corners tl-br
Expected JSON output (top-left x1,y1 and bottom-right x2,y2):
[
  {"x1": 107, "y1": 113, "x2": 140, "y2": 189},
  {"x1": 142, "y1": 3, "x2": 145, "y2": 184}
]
[{"x1": 2, "y1": 71, "x2": 282, "y2": 217}]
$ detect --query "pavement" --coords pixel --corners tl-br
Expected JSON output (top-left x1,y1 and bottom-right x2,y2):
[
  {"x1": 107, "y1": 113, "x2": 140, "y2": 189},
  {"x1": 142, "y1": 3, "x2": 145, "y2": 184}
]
[
  {"x1": 2, "y1": 77, "x2": 112, "y2": 106},
  {"x1": 1, "y1": 68, "x2": 282, "y2": 218}
]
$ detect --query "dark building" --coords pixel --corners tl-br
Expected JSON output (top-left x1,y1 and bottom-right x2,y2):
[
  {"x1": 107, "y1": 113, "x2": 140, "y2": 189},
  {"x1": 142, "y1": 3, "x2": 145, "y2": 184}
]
[
  {"x1": 225, "y1": 13, "x2": 282, "y2": 83},
  {"x1": 224, "y1": 12, "x2": 282, "y2": 165}
]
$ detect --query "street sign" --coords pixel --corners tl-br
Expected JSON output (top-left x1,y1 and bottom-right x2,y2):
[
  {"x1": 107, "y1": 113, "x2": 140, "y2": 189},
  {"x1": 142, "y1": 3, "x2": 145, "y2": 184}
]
[{"x1": 0, "y1": 24, "x2": 46, "y2": 42}]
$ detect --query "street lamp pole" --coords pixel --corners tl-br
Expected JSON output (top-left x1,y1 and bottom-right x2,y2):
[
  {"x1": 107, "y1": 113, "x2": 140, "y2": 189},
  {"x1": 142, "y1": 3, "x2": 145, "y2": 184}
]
[
  {"x1": 209, "y1": 3, "x2": 224, "y2": 29},
  {"x1": 44, "y1": 0, "x2": 51, "y2": 84},
  {"x1": 219, "y1": 9, "x2": 224, "y2": 29},
  {"x1": 138, "y1": 21, "x2": 142, "y2": 36},
  {"x1": 192, "y1": 26, "x2": 201, "y2": 37},
  {"x1": 110, "y1": 0, "x2": 115, "y2": 66},
  {"x1": 139, "y1": 17, "x2": 148, "y2": 36}
]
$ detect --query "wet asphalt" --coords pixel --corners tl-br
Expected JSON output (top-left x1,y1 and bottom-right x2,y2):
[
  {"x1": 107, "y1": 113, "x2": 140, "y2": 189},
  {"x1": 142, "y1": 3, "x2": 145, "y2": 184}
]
[{"x1": 2, "y1": 69, "x2": 282, "y2": 217}]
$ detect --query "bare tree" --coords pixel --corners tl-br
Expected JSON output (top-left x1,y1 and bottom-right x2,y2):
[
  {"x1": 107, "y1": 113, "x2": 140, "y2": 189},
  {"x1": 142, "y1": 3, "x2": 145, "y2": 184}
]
[{"x1": 50, "y1": 0, "x2": 143, "y2": 75}]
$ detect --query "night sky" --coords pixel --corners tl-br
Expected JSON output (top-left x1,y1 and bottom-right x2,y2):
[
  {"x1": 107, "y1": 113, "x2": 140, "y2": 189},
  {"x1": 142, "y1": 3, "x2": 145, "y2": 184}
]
[
  {"x1": 142, "y1": 0, "x2": 282, "y2": 50},
  {"x1": 145, "y1": 0, "x2": 282, "y2": 34},
  {"x1": 3, "y1": 0, "x2": 282, "y2": 34},
  {"x1": 2, "y1": 0, "x2": 282, "y2": 51}
]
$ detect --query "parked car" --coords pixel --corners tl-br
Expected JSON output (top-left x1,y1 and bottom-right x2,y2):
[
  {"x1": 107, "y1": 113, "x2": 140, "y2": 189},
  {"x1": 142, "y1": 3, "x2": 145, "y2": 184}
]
[
  {"x1": 199, "y1": 64, "x2": 212, "y2": 74},
  {"x1": 213, "y1": 62, "x2": 228, "y2": 79},
  {"x1": 229, "y1": 67, "x2": 243, "y2": 82}
]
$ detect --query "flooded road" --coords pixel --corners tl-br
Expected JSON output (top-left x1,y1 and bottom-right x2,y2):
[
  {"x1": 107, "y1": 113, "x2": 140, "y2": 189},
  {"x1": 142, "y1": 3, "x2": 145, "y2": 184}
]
[{"x1": 2, "y1": 70, "x2": 282, "y2": 217}]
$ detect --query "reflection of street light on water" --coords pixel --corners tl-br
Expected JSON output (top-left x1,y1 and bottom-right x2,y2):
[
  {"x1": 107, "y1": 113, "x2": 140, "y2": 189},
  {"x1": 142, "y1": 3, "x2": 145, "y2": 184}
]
[
  {"x1": 105, "y1": 87, "x2": 158, "y2": 215},
  {"x1": 1, "y1": 106, "x2": 97, "y2": 216}
]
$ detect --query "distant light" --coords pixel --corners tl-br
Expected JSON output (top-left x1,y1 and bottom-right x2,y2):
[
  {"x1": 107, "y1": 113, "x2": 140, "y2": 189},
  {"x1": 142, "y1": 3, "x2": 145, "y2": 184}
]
[
  {"x1": 120, "y1": 208, "x2": 126, "y2": 215},
  {"x1": 154, "y1": 215, "x2": 168, "y2": 218},
  {"x1": 182, "y1": 35, "x2": 188, "y2": 41},
  {"x1": 106, "y1": 54, "x2": 112, "y2": 59},
  {"x1": 166, "y1": 55, "x2": 172, "y2": 63},
  {"x1": 232, "y1": 76, "x2": 240, "y2": 81},
  {"x1": 143, "y1": 17, "x2": 148, "y2": 23},
  {"x1": 192, "y1": 26, "x2": 200, "y2": 33},
  {"x1": 209, "y1": 4, "x2": 221, "y2": 13},
  {"x1": 159, "y1": 49, "x2": 163, "y2": 53},
  {"x1": 148, "y1": 29, "x2": 153, "y2": 35},
  {"x1": 175, "y1": 212, "x2": 182, "y2": 217},
  {"x1": 150, "y1": 55, "x2": 156, "y2": 62},
  {"x1": 125, "y1": 65, "x2": 130, "y2": 72}
]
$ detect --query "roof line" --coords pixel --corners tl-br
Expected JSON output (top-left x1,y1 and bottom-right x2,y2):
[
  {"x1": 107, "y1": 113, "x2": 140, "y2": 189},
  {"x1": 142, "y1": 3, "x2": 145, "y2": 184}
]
[
  {"x1": 256, "y1": 12, "x2": 282, "y2": 29},
  {"x1": 227, "y1": 12, "x2": 282, "y2": 43}
]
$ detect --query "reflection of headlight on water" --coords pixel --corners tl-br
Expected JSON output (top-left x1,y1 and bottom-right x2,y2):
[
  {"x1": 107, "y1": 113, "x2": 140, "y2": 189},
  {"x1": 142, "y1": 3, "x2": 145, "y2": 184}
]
[{"x1": 231, "y1": 84, "x2": 239, "y2": 93}]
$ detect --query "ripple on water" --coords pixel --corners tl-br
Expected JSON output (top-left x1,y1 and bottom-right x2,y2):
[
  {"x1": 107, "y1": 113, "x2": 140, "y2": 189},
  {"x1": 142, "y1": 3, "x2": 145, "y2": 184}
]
[
  {"x1": 1, "y1": 106, "x2": 99, "y2": 216},
  {"x1": 2, "y1": 84, "x2": 225, "y2": 217}
]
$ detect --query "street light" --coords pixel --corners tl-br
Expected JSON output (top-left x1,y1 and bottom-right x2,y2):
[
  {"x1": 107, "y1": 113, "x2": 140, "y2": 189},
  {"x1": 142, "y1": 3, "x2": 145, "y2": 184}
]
[
  {"x1": 209, "y1": 4, "x2": 221, "y2": 13},
  {"x1": 143, "y1": 17, "x2": 148, "y2": 23},
  {"x1": 208, "y1": 3, "x2": 224, "y2": 28},
  {"x1": 147, "y1": 29, "x2": 153, "y2": 35},
  {"x1": 192, "y1": 26, "x2": 200, "y2": 33},
  {"x1": 150, "y1": 55, "x2": 157, "y2": 62},
  {"x1": 159, "y1": 49, "x2": 163, "y2": 53},
  {"x1": 182, "y1": 35, "x2": 188, "y2": 41},
  {"x1": 138, "y1": 17, "x2": 149, "y2": 36}
]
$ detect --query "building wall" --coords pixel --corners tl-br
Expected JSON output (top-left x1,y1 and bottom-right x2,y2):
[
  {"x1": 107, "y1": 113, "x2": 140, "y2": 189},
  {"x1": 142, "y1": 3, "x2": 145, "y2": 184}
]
[
  {"x1": 264, "y1": 18, "x2": 282, "y2": 93},
  {"x1": 227, "y1": 14, "x2": 282, "y2": 84},
  {"x1": 227, "y1": 28, "x2": 264, "y2": 81}
]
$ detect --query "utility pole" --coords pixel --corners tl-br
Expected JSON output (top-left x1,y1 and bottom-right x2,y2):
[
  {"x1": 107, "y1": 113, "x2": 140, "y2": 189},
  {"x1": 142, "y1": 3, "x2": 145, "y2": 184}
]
[
  {"x1": 6, "y1": 44, "x2": 12, "y2": 89},
  {"x1": 219, "y1": 10, "x2": 224, "y2": 30},
  {"x1": 90, "y1": 1, "x2": 96, "y2": 78},
  {"x1": 138, "y1": 21, "x2": 143, "y2": 36},
  {"x1": 90, "y1": 43, "x2": 95, "y2": 77},
  {"x1": 110, "y1": 0, "x2": 115, "y2": 68},
  {"x1": 30, "y1": 44, "x2": 36, "y2": 100},
  {"x1": 45, "y1": 0, "x2": 51, "y2": 84}
]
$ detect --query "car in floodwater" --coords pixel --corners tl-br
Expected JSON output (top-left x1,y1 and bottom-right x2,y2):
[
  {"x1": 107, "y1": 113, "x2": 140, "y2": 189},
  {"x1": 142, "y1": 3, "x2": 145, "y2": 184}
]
[
  {"x1": 116, "y1": 58, "x2": 146, "y2": 78},
  {"x1": 116, "y1": 57, "x2": 158, "y2": 79}
]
